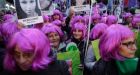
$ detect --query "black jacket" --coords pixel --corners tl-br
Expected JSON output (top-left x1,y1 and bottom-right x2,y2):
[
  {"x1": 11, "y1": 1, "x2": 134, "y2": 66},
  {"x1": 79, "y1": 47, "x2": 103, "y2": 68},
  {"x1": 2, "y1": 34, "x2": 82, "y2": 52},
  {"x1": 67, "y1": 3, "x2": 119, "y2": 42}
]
[
  {"x1": 0, "y1": 60, "x2": 70, "y2": 75},
  {"x1": 92, "y1": 58, "x2": 140, "y2": 75}
]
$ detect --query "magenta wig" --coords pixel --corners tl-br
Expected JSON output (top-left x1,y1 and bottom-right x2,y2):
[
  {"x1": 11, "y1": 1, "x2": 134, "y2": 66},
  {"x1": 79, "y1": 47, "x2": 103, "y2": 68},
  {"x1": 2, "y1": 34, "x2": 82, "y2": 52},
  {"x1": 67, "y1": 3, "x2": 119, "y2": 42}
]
[
  {"x1": 92, "y1": 14, "x2": 101, "y2": 20},
  {"x1": 52, "y1": 20, "x2": 62, "y2": 27},
  {"x1": 43, "y1": 14, "x2": 51, "y2": 23},
  {"x1": 51, "y1": 9, "x2": 63, "y2": 21},
  {"x1": 70, "y1": 15, "x2": 86, "y2": 27},
  {"x1": 132, "y1": 17, "x2": 140, "y2": 28},
  {"x1": 83, "y1": 15, "x2": 90, "y2": 25},
  {"x1": 134, "y1": 13, "x2": 140, "y2": 18},
  {"x1": 4, "y1": 28, "x2": 51, "y2": 72},
  {"x1": 3, "y1": 14, "x2": 15, "y2": 22},
  {"x1": 42, "y1": 23, "x2": 64, "y2": 38},
  {"x1": 106, "y1": 15, "x2": 118, "y2": 26},
  {"x1": 90, "y1": 23, "x2": 108, "y2": 40},
  {"x1": 99, "y1": 24, "x2": 134, "y2": 61},
  {"x1": 1, "y1": 21, "x2": 20, "y2": 41},
  {"x1": 100, "y1": 16, "x2": 107, "y2": 23},
  {"x1": 122, "y1": 13, "x2": 132, "y2": 19},
  {"x1": 71, "y1": 23, "x2": 87, "y2": 39}
]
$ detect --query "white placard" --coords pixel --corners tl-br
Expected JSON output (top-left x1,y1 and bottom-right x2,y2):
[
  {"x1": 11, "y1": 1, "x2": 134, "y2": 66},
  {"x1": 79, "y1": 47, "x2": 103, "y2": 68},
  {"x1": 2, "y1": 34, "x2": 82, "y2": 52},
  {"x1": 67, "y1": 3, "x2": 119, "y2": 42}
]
[
  {"x1": 72, "y1": 5, "x2": 90, "y2": 12},
  {"x1": 18, "y1": 16, "x2": 43, "y2": 26}
]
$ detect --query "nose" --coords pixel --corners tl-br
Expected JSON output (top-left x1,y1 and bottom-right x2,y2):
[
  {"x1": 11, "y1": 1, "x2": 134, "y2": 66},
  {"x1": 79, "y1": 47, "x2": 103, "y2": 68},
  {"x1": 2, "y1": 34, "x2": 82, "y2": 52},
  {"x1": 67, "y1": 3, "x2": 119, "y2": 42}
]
[
  {"x1": 19, "y1": 56, "x2": 26, "y2": 64},
  {"x1": 52, "y1": 36, "x2": 57, "y2": 40},
  {"x1": 26, "y1": 3, "x2": 31, "y2": 10},
  {"x1": 131, "y1": 44, "x2": 137, "y2": 51}
]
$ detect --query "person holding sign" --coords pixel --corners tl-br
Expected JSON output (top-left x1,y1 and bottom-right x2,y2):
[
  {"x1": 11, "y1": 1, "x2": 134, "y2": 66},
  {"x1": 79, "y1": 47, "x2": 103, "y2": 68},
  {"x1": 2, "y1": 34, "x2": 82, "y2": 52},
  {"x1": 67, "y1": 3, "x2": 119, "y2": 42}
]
[{"x1": 15, "y1": 0, "x2": 41, "y2": 19}]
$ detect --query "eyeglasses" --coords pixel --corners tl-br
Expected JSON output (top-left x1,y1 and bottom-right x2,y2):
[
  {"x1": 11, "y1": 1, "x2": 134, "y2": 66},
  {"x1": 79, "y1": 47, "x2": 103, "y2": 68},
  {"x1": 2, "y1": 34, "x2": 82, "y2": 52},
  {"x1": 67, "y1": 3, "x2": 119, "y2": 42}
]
[{"x1": 121, "y1": 41, "x2": 136, "y2": 49}]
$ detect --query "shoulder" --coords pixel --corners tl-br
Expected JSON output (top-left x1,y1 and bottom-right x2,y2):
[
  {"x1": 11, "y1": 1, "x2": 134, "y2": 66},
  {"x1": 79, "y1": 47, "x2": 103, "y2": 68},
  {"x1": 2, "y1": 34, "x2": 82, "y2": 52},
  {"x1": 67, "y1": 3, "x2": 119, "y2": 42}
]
[
  {"x1": 92, "y1": 59, "x2": 118, "y2": 75},
  {"x1": 45, "y1": 60, "x2": 70, "y2": 75},
  {"x1": 136, "y1": 58, "x2": 140, "y2": 75}
]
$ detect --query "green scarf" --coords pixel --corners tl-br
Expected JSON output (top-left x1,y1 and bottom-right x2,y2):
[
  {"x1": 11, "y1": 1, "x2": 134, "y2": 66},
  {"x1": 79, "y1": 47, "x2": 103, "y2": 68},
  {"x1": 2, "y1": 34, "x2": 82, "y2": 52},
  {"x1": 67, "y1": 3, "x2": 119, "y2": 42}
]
[{"x1": 116, "y1": 58, "x2": 138, "y2": 75}]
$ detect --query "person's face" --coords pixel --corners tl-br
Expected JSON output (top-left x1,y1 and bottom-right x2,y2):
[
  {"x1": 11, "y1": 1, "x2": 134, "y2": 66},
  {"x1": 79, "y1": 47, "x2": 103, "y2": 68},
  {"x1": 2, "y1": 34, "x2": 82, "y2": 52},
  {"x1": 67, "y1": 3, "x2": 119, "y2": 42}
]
[
  {"x1": 53, "y1": 14, "x2": 60, "y2": 20},
  {"x1": 19, "y1": 0, "x2": 36, "y2": 15},
  {"x1": 73, "y1": 29, "x2": 83, "y2": 40},
  {"x1": 47, "y1": 32, "x2": 60, "y2": 48},
  {"x1": 93, "y1": 19, "x2": 100, "y2": 24},
  {"x1": 136, "y1": 22, "x2": 140, "y2": 27},
  {"x1": 14, "y1": 46, "x2": 34, "y2": 71},
  {"x1": 119, "y1": 37, "x2": 137, "y2": 58},
  {"x1": 126, "y1": 17, "x2": 132, "y2": 22},
  {"x1": 40, "y1": 0, "x2": 50, "y2": 9},
  {"x1": 77, "y1": 19, "x2": 83, "y2": 23}
]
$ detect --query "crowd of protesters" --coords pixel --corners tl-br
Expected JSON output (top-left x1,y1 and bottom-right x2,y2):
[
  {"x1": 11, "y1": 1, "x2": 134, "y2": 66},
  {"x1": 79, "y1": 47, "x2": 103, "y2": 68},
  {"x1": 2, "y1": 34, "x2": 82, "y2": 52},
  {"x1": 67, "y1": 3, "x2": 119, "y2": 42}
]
[{"x1": 0, "y1": 0, "x2": 140, "y2": 75}]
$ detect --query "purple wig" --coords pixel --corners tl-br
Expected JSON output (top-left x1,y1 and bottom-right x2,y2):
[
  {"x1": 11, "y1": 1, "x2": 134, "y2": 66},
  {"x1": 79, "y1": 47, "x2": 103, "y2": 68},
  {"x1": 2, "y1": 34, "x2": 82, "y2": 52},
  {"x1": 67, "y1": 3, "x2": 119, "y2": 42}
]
[
  {"x1": 91, "y1": 14, "x2": 101, "y2": 24},
  {"x1": 52, "y1": 20, "x2": 62, "y2": 28},
  {"x1": 99, "y1": 24, "x2": 134, "y2": 61},
  {"x1": 90, "y1": 23, "x2": 108, "y2": 40},
  {"x1": 1, "y1": 21, "x2": 20, "y2": 42},
  {"x1": 4, "y1": 28, "x2": 51, "y2": 72},
  {"x1": 43, "y1": 14, "x2": 51, "y2": 23},
  {"x1": 71, "y1": 23, "x2": 87, "y2": 39},
  {"x1": 42, "y1": 23, "x2": 64, "y2": 38},
  {"x1": 51, "y1": 9, "x2": 63, "y2": 21},
  {"x1": 134, "y1": 13, "x2": 140, "y2": 18},
  {"x1": 122, "y1": 13, "x2": 132, "y2": 19},
  {"x1": 83, "y1": 15, "x2": 90, "y2": 25},
  {"x1": 106, "y1": 15, "x2": 118, "y2": 26},
  {"x1": 132, "y1": 17, "x2": 140, "y2": 28},
  {"x1": 3, "y1": 14, "x2": 15, "y2": 22},
  {"x1": 100, "y1": 13, "x2": 108, "y2": 23},
  {"x1": 70, "y1": 15, "x2": 86, "y2": 27},
  {"x1": 92, "y1": 14, "x2": 101, "y2": 20},
  {"x1": 100, "y1": 16, "x2": 107, "y2": 23}
]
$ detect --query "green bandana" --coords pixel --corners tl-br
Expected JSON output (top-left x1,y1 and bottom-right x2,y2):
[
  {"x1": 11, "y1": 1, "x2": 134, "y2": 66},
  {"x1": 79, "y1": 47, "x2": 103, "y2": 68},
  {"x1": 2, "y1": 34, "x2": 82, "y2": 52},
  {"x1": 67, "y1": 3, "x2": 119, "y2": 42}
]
[{"x1": 116, "y1": 58, "x2": 138, "y2": 75}]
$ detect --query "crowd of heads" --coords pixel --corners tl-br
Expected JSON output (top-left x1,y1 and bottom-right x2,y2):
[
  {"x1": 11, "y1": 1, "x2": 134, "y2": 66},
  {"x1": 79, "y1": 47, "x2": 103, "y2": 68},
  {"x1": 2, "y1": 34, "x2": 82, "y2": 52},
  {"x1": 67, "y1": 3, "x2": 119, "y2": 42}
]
[{"x1": 0, "y1": 1, "x2": 140, "y2": 74}]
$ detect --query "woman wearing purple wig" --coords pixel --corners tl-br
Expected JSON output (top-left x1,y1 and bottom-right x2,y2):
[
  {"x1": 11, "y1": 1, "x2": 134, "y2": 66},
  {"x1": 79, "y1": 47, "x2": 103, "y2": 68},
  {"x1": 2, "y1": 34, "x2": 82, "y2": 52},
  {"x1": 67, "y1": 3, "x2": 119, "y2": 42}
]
[
  {"x1": 92, "y1": 24, "x2": 140, "y2": 75},
  {"x1": 106, "y1": 15, "x2": 118, "y2": 26},
  {"x1": 42, "y1": 24, "x2": 67, "y2": 58},
  {"x1": 68, "y1": 22, "x2": 87, "y2": 69},
  {"x1": 51, "y1": 9, "x2": 64, "y2": 22},
  {"x1": 1, "y1": 28, "x2": 70, "y2": 75},
  {"x1": 122, "y1": 12, "x2": 133, "y2": 29},
  {"x1": 84, "y1": 23, "x2": 108, "y2": 75}
]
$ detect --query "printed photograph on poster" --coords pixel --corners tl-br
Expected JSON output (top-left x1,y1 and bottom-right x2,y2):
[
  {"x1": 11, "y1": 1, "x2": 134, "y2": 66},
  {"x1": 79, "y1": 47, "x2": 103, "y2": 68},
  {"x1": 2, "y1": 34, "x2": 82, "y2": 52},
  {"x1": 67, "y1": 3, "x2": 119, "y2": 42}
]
[
  {"x1": 71, "y1": 0, "x2": 86, "y2": 6},
  {"x1": 54, "y1": 0, "x2": 71, "y2": 15},
  {"x1": 0, "y1": 0, "x2": 6, "y2": 10},
  {"x1": 39, "y1": 0, "x2": 55, "y2": 15},
  {"x1": 14, "y1": 0, "x2": 43, "y2": 25}
]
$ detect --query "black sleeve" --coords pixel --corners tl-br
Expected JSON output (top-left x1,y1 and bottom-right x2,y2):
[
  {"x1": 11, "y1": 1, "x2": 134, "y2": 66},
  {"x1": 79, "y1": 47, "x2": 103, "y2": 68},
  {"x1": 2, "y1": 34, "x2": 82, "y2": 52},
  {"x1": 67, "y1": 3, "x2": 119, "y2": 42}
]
[
  {"x1": 136, "y1": 58, "x2": 140, "y2": 75},
  {"x1": 92, "y1": 59, "x2": 105, "y2": 75},
  {"x1": 58, "y1": 60, "x2": 70, "y2": 75}
]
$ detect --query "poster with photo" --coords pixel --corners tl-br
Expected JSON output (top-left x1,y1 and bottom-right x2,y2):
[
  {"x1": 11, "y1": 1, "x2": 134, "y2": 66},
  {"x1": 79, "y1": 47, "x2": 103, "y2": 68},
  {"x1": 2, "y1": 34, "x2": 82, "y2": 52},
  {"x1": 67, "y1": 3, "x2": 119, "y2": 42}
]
[
  {"x1": 54, "y1": 0, "x2": 71, "y2": 16},
  {"x1": 14, "y1": 0, "x2": 43, "y2": 26},
  {"x1": 0, "y1": 0, "x2": 6, "y2": 10},
  {"x1": 70, "y1": 0, "x2": 91, "y2": 15},
  {"x1": 39, "y1": 0, "x2": 55, "y2": 15}
]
